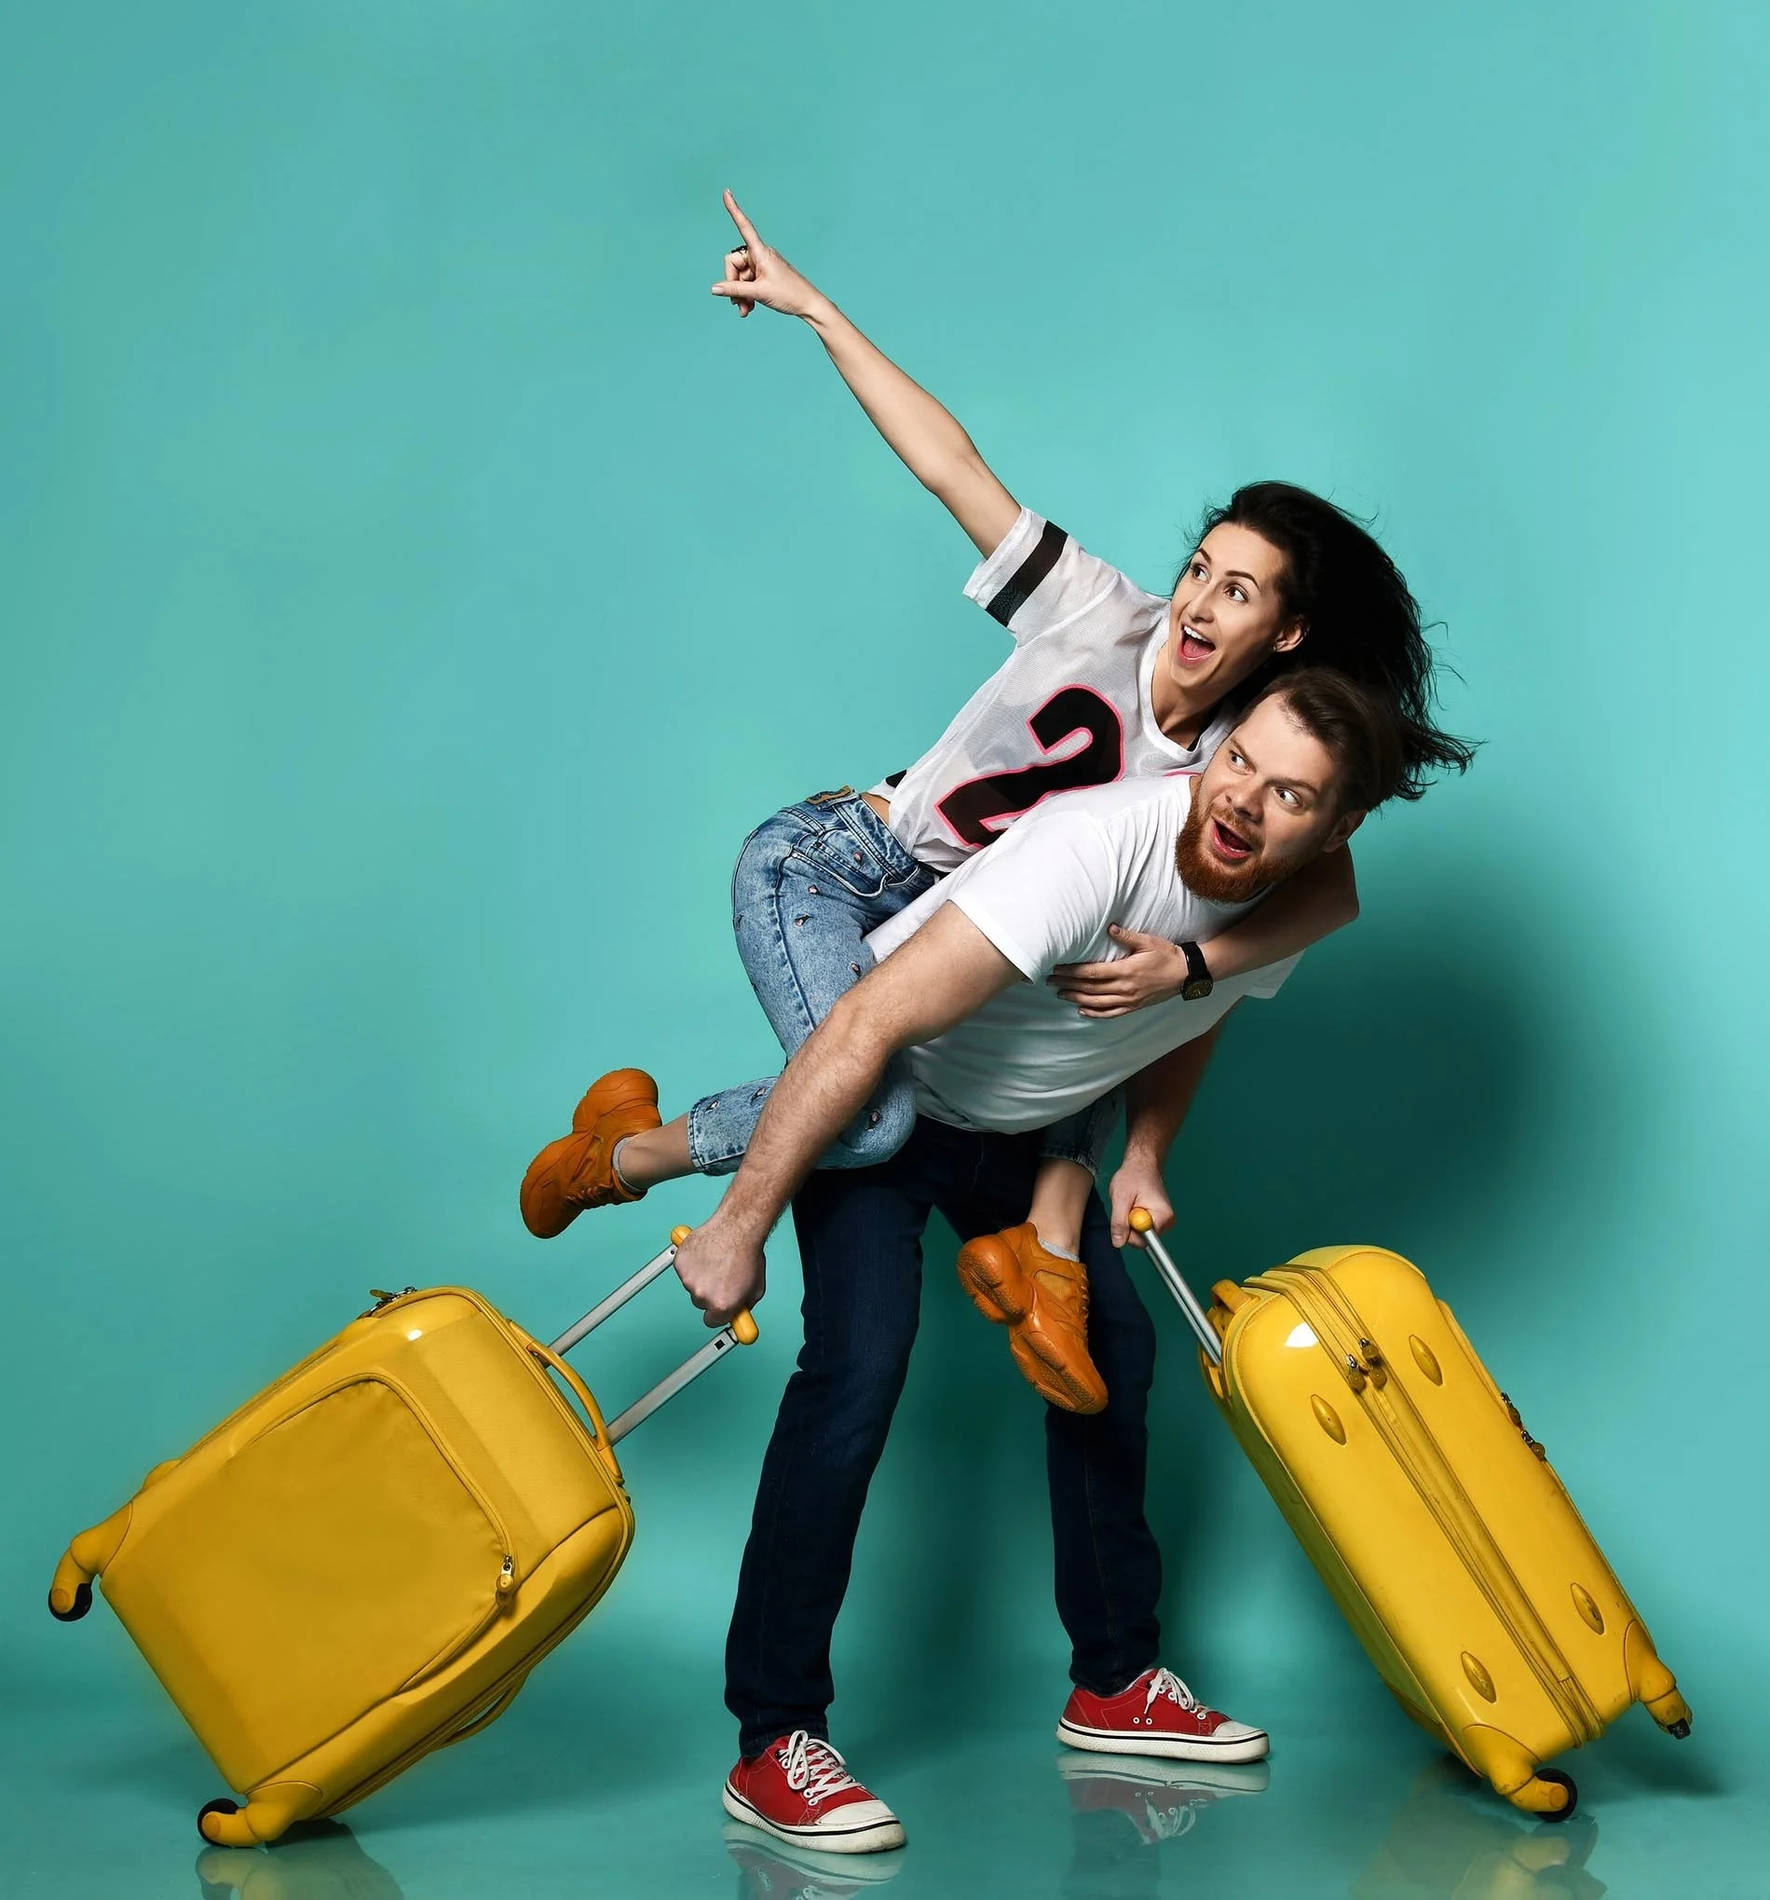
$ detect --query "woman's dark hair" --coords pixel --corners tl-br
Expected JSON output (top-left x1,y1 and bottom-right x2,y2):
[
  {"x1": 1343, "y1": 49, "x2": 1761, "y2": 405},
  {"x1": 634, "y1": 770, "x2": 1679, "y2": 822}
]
[{"x1": 1186, "y1": 481, "x2": 1476, "y2": 800}]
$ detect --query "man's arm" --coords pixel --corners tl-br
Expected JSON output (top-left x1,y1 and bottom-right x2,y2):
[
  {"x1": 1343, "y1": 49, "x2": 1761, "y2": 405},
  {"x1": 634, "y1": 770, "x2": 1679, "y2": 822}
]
[
  {"x1": 711, "y1": 192, "x2": 1020, "y2": 556},
  {"x1": 673, "y1": 904, "x2": 1022, "y2": 1324},
  {"x1": 1052, "y1": 848, "x2": 1357, "y2": 1017},
  {"x1": 1104, "y1": 1013, "x2": 1234, "y2": 1247}
]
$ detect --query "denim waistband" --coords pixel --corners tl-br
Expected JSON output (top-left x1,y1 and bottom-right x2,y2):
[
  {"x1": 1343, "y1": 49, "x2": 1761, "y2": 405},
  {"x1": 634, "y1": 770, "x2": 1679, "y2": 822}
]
[{"x1": 793, "y1": 787, "x2": 927, "y2": 881}]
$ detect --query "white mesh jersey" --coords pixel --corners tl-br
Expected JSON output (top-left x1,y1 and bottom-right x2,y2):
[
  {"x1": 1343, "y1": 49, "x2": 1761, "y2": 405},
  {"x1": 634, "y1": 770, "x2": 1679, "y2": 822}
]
[{"x1": 873, "y1": 508, "x2": 1238, "y2": 874}]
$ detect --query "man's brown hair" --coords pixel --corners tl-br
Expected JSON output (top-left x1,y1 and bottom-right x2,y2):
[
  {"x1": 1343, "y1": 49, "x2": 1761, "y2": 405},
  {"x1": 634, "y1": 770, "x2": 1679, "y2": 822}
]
[{"x1": 1245, "y1": 666, "x2": 1412, "y2": 813}]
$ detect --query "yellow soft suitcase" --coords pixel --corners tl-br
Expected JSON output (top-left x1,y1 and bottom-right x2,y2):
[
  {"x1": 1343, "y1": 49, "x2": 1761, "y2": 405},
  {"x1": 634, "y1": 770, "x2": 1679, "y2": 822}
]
[
  {"x1": 47, "y1": 1227, "x2": 754, "y2": 1845},
  {"x1": 1129, "y1": 1215, "x2": 1691, "y2": 1818}
]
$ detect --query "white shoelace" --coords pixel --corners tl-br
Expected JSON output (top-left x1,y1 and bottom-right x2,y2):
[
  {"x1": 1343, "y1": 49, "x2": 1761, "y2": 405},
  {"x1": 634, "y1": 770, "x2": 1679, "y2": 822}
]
[
  {"x1": 1142, "y1": 1667, "x2": 1206, "y2": 1717},
  {"x1": 779, "y1": 1730, "x2": 862, "y2": 1806}
]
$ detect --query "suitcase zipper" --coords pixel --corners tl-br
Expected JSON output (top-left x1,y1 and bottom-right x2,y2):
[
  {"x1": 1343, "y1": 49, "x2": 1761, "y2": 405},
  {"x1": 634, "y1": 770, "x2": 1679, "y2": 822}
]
[
  {"x1": 1248, "y1": 1267, "x2": 1601, "y2": 1746},
  {"x1": 315, "y1": 1555, "x2": 616, "y2": 1819}
]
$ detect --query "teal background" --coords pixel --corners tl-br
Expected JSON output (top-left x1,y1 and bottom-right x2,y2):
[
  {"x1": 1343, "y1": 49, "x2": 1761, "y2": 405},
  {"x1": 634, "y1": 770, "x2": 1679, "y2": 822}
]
[{"x1": 4, "y1": 3, "x2": 1767, "y2": 1894}]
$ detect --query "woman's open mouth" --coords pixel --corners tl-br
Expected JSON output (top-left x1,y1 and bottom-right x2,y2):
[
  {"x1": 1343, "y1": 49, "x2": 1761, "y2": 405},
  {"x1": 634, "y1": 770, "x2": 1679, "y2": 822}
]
[
  {"x1": 1177, "y1": 623, "x2": 1217, "y2": 665},
  {"x1": 1210, "y1": 816, "x2": 1255, "y2": 862}
]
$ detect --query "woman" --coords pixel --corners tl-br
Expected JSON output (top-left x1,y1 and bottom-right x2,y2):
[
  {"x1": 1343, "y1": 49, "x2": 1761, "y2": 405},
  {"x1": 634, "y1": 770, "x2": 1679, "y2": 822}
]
[{"x1": 520, "y1": 192, "x2": 1471, "y2": 1412}]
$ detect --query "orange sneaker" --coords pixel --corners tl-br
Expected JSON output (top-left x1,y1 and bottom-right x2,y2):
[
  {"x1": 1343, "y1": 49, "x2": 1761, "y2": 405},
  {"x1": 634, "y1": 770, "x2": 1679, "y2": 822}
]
[
  {"x1": 520, "y1": 1069, "x2": 661, "y2": 1238},
  {"x1": 955, "y1": 1223, "x2": 1108, "y2": 1414}
]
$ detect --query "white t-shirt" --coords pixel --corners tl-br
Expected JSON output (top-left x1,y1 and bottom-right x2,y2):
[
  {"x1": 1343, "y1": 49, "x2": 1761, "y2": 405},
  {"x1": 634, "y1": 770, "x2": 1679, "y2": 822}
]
[
  {"x1": 873, "y1": 509, "x2": 1238, "y2": 873},
  {"x1": 864, "y1": 776, "x2": 1301, "y2": 1134}
]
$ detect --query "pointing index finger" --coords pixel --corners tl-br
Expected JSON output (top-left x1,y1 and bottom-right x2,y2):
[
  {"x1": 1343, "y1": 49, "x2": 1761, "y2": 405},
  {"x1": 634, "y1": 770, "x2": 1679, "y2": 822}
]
[{"x1": 723, "y1": 188, "x2": 764, "y2": 253}]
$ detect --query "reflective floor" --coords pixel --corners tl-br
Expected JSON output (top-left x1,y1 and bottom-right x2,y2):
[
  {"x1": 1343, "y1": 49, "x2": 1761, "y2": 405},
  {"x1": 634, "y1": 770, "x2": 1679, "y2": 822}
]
[{"x1": 4, "y1": 1679, "x2": 1762, "y2": 1900}]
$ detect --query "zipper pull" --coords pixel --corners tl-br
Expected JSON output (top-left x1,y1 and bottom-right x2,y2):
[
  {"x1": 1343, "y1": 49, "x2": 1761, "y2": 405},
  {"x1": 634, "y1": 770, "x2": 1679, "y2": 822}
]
[
  {"x1": 496, "y1": 1555, "x2": 517, "y2": 1602},
  {"x1": 1358, "y1": 1338, "x2": 1389, "y2": 1389},
  {"x1": 364, "y1": 1286, "x2": 418, "y2": 1315},
  {"x1": 1500, "y1": 1392, "x2": 1548, "y2": 1460},
  {"x1": 1342, "y1": 1353, "x2": 1369, "y2": 1393}
]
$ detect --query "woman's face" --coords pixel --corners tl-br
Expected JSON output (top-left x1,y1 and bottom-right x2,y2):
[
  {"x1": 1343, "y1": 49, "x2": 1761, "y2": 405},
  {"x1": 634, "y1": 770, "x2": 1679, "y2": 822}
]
[{"x1": 1162, "y1": 522, "x2": 1307, "y2": 703}]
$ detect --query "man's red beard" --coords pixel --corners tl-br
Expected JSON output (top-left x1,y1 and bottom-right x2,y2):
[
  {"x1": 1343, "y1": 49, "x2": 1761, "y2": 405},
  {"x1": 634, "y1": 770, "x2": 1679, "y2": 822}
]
[{"x1": 1175, "y1": 799, "x2": 1272, "y2": 904}]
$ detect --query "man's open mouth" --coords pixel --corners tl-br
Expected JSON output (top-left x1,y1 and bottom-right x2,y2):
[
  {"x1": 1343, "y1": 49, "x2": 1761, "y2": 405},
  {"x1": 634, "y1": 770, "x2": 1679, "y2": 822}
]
[
  {"x1": 1210, "y1": 816, "x2": 1255, "y2": 862},
  {"x1": 1177, "y1": 622, "x2": 1216, "y2": 664}
]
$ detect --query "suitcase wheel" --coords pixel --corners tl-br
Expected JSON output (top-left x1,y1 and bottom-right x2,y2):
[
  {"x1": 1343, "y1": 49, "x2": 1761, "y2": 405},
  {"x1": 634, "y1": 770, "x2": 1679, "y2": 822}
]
[
  {"x1": 1667, "y1": 1717, "x2": 1692, "y2": 1740},
  {"x1": 1529, "y1": 1769, "x2": 1578, "y2": 1823},
  {"x1": 197, "y1": 1799, "x2": 242, "y2": 1844},
  {"x1": 46, "y1": 1581, "x2": 92, "y2": 1622},
  {"x1": 197, "y1": 1785, "x2": 318, "y2": 1845}
]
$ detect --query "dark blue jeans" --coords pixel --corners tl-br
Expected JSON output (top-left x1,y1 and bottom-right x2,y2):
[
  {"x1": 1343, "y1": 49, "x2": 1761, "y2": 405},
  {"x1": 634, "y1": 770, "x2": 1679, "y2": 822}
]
[{"x1": 725, "y1": 1116, "x2": 1162, "y2": 1756}]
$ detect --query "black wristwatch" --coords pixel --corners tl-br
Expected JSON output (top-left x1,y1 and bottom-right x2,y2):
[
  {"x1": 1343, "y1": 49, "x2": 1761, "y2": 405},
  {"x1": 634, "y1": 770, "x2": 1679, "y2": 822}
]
[{"x1": 1177, "y1": 940, "x2": 1214, "y2": 1002}]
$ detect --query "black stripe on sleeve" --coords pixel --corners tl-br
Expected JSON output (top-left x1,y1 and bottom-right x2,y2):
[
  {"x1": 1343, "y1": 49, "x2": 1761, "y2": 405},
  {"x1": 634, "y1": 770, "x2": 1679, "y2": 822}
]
[{"x1": 983, "y1": 519, "x2": 1068, "y2": 627}]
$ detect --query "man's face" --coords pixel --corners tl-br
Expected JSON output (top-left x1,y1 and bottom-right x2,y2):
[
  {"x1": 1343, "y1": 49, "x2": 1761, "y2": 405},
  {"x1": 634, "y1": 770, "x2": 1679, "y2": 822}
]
[
  {"x1": 1176, "y1": 693, "x2": 1362, "y2": 903},
  {"x1": 1162, "y1": 523, "x2": 1307, "y2": 702}
]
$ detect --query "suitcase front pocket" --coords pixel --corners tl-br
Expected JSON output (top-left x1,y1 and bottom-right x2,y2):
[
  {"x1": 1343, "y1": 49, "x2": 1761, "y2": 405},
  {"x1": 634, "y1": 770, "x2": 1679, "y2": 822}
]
[{"x1": 107, "y1": 1376, "x2": 516, "y2": 1792}]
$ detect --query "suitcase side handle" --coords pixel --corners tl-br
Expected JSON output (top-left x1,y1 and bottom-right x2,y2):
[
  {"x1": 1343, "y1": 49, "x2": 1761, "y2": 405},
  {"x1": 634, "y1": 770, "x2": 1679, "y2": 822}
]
[
  {"x1": 512, "y1": 1328, "x2": 625, "y2": 1476},
  {"x1": 1130, "y1": 1208, "x2": 1223, "y2": 1366}
]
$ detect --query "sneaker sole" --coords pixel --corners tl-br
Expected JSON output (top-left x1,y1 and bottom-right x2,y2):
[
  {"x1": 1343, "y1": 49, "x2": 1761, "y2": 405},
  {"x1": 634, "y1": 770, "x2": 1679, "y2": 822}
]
[
  {"x1": 954, "y1": 1248, "x2": 1028, "y2": 1325},
  {"x1": 1009, "y1": 1324, "x2": 1107, "y2": 1413},
  {"x1": 1056, "y1": 1718, "x2": 1270, "y2": 1764},
  {"x1": 721, "y1": 1784, "x2": 906, "y2": 1855}
]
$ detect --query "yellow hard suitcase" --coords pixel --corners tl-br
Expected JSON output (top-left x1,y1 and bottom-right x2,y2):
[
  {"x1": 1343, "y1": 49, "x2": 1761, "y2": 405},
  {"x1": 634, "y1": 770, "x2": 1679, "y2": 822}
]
[
  {"x1": 1130, "y1": 1216, "x2": 1691, "y2": 1819},
  {"x1": 47, "y1": 1228, "x2": 754, "y2": 1846}
]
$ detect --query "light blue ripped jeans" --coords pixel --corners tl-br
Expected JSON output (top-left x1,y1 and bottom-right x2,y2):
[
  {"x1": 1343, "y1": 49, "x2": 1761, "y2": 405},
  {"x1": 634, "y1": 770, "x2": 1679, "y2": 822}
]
[{"x1": 685, "y1": 788, "x2": 1119, "y2": 1178}]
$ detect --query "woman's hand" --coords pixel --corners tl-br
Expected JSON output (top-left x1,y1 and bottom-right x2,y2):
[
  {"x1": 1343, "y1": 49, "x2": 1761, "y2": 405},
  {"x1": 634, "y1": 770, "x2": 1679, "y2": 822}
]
[
  {"x1": 1050, "y1": 925, "x2": 1189, "y2": 1018},
  {"x1": 711, "y1": 190, "x2": 828, "y2": 323}
]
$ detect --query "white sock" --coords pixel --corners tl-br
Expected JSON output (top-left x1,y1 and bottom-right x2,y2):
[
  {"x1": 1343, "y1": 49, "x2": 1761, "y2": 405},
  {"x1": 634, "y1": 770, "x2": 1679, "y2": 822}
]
[
  {"x1": 1038, "y1": 1236, "x2": 1079, "y2": 1261},
  {"x1": 611, "y1": 1137, "x2": 639, "y2": 1194}
]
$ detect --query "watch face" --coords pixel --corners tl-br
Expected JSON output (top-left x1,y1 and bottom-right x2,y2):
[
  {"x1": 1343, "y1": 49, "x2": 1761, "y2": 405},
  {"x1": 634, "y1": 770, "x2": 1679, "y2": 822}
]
[{"x1": 1181, "y1": 976, "x2": 1214, "y2": 1002}]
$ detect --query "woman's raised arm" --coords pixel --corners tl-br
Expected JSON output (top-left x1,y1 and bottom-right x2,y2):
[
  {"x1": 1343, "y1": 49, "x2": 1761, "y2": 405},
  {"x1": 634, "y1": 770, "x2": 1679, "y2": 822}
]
[{"x1": 712, "y1": 191, "x2": 1020, "y2": 556}]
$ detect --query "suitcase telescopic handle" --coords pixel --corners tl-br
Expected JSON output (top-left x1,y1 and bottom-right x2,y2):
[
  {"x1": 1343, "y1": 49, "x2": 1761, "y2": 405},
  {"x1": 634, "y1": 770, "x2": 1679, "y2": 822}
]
[
  {"x1": 1129, "y1": 1208, "x2": 1223, "y2": 1366},
  {"x1": 548, "y1": 1225, "x2": 758, "y2": 1445}
]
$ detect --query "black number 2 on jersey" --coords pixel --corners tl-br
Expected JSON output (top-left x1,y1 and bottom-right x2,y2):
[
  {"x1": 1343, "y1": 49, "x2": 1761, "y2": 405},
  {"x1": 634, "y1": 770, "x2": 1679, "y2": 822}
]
[{"x1": 935, "y1": 686, "x2": 1124, "y2": 849}]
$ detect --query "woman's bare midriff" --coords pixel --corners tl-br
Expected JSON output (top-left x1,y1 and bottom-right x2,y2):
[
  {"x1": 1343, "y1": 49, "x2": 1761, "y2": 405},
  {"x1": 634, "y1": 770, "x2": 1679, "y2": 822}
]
[{"x1": 862, "y1": 792, "x2": 891, "y2": 825}]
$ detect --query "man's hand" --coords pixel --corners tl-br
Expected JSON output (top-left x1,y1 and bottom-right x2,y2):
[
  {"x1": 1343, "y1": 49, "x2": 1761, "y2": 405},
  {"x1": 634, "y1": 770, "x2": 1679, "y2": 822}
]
[
  {"x1": 1107, "y1": 1152, "x2": 1174, "y2": 1250},
  {"x1": 1050, "y1": 926, "x2": 1189, "y2": 1018},
  {"x1": 710, "y1": 191, "x2": 827, "y2": 322},
  {"x1": 672, "y1": 1219, "x2": 766, "y2": 1328}
]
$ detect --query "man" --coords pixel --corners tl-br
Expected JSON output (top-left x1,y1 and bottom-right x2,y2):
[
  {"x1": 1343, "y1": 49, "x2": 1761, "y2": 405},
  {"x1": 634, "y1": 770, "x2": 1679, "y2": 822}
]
[{"x1": 675, "y1": 669, "x2": 1413, "y2": 1854}]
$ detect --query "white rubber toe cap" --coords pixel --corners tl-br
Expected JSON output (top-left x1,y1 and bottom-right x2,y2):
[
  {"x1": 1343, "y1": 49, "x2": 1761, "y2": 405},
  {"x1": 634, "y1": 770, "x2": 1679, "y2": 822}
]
[
  {"x1": 722, "y1": 1787, "x2": 906, "y2": 1854},
  {"x1": 810, "y1": 1797, "x2": 900, "y2": 1837}
]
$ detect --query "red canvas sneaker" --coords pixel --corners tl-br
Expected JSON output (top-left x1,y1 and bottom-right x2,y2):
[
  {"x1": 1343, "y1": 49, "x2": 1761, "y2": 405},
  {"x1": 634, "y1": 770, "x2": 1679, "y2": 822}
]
[
  {"x1": 723, "y1": 1730, "x2": 906, "y2": 1855},
  {"x1": 1058, "y1": 1668, "x2": 1270, "y2": 1763}
]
